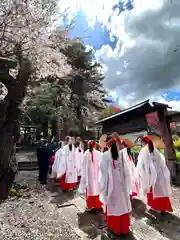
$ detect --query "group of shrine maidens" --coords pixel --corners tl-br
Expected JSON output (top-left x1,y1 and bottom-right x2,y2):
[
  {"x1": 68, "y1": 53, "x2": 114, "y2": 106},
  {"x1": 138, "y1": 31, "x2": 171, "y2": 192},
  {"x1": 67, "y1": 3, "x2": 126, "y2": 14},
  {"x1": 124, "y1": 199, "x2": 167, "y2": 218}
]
[{"x1": 50, "y1": 133, "x2": 172, "y2": 237}]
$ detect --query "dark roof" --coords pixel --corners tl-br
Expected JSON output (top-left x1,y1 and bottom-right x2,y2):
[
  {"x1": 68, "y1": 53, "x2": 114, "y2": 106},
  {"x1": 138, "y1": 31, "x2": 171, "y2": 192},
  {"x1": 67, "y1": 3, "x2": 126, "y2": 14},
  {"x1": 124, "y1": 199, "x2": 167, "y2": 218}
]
[
  {"x1": 96, "y1": 99, "x2": 171, "y2": 124},
  {"x1": 167, "y1": 110, "x2": 180, "y2": 117}
]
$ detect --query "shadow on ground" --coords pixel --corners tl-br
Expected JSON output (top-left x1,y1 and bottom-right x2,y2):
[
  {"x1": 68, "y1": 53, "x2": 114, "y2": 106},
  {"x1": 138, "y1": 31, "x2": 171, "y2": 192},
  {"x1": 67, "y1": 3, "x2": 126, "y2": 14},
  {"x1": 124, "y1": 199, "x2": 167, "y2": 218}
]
[
  {"x1": 143, "y1": 210, "x2": 180, "y2": 240},
  {"x1": 77, "y1": 210, "x2": 106, "y2": 239},
  {"x1": 47, "y1": 179, "x2": 77, "y2": 206},
  {"x1": 47, "y1": 180, "x2": 139, "y2": 239},
  {"x1": 78, "y1": 210, "x2": 138, "y2": 240}
]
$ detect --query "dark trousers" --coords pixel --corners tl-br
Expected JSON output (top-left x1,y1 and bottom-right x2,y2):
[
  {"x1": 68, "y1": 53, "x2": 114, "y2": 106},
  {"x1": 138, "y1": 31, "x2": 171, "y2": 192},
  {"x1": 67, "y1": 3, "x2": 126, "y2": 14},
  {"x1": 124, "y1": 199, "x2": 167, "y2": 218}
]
[{"x1": 39, "y1": 166, "x2": 48, "y2": 184}]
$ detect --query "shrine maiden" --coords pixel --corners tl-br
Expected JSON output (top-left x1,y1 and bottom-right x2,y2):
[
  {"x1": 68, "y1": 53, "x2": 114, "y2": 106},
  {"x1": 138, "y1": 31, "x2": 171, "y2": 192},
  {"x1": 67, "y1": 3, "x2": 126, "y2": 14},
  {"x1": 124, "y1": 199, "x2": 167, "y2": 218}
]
[
  {"x1": 51, "y1": 142, "x2": 63, "y2": 179},
  {"x1": 136, "y1": 136, "x2": 172, "y2": 213},
  {"x1": 99, "y1": 136, "x2": 132, "y2": 236},
  {"x1": 57, "y1": 137, "x2": 78, "y2": 191},
  {"x1": 75, "y1": 140, "x2": 84, "y2": 182},
  {"x1": 121, "y1": 139, "x2": 138, "y2": 198},
  {"x1": 79, "y1": 141, "x2": 102, "y2": 211}
]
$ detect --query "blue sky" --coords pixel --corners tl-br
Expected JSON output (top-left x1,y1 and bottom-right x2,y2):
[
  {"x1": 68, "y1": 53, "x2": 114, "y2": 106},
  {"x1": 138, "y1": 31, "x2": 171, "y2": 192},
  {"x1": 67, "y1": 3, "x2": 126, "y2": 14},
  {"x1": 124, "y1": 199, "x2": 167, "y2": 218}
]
[
  {"x1": 59, "y1": 0, "x2": 180, "y2": 110},
  {"x1": 64, "y1": 10, "x2": 118, "y2": 51}
]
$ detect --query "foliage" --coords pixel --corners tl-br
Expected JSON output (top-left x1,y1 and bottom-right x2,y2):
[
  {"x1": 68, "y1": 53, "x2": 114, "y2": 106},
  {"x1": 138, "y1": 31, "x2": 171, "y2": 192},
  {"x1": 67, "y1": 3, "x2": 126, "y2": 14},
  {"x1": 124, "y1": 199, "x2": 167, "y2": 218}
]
[
  {"x1": 173, "y1": 139, "x2": 180, "y2": 150},
  {"x1": 0, "y1": 0, "x2": 69, "y2": 200},
  {"x1": 0, "y1": 0, "x2": 106, "y2": 199},
  {"x1": 132, "y1": 145, "x2": 141, "y2": 152},
  {"x1": 173, "y1": 135, "x2": 180, "y2": 162},
  {"x1": 176, "y1": 151, "x2": 180, "y2": 162},
  {"x1": 60, "y1": 40, "x2": 107, "y2": 132},
  {"x1": 132, "y1": 135, "x2": 180, "y2": 162},
  {"x1": 25, "y1": 39, "x2": 107, "y2": 138},
  {"x1": 100, "y1": 106, "x2": 117, "y2": 118}
]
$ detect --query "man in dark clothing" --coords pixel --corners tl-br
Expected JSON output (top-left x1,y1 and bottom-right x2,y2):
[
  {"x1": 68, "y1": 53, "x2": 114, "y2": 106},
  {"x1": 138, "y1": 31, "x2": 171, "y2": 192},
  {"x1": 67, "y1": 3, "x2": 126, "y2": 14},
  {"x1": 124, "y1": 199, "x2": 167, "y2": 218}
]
[
  {"x1": 36, "y1": 140, "x2": 42, "y2": 181},
  {"x1": 38, "y1": 140, "x2": 53, "y2": 184},
  {"x1": 48, "y1": 137, "x2": 59, "y2": 153}
]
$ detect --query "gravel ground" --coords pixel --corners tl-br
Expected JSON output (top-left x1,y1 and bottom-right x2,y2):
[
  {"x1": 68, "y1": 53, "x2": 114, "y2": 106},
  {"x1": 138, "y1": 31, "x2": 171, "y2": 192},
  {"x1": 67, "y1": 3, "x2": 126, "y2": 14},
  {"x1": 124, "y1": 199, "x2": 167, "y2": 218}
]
[{"x1": 0, "y1": 171, "x2": 81, "y2": 240}]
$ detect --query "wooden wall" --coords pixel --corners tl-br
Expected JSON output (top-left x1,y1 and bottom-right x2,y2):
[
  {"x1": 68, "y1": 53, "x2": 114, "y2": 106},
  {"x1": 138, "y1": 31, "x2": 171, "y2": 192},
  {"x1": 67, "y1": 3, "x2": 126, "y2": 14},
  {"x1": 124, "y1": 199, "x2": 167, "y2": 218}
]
[{"x1": 101, "y1": 116, "x2": 148, "y2": 135}]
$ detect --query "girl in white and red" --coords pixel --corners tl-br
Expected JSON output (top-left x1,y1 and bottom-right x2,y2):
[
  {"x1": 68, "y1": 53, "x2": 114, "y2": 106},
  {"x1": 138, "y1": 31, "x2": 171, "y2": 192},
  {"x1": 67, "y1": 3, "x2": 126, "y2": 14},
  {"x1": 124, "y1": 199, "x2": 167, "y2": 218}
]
[
  {"x1": 49, "y1": 142, "x2": 62, "y2": 174},
  {"x1": 136, "y1": 136, "x2": 173, "y2": 213},
  {"x1": 79, "y1": 140, "x2": 102, "y2": 211},
  {"x1": 121, "y1": 139, "x2": 138, "y2": 198},
  {"x1": 99, "y1": 135, "x2": 132, "y2": 237},
  {"x1": 75, "y1": 139, "x2": 84, "y2": 183}
]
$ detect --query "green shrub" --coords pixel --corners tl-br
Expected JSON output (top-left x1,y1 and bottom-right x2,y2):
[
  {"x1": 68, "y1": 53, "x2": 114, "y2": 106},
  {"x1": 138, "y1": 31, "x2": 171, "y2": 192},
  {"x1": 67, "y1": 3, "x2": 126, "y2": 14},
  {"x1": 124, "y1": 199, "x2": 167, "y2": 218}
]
[
  {"x1": 176, "y1": 151, "x2": 180, "y2": 162},
  {"x1": 132, "y1": 145, "x2": 141, "y2": 152},
  {"x1": 8, "y1": 188, "x2": 17, "y2": 197}
]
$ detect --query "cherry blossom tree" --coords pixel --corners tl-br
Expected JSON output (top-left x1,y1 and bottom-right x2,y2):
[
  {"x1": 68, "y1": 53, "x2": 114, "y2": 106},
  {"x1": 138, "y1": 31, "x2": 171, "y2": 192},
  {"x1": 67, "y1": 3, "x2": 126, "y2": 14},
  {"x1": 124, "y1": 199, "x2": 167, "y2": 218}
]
[{"x1": 0, "y1": 0, "x2": 69, "y2": 201}]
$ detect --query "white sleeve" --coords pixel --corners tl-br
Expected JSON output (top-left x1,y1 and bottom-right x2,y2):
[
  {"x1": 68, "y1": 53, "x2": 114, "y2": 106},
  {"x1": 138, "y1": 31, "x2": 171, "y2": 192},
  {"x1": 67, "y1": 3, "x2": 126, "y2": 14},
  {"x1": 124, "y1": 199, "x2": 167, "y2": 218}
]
[
  {"x1": 56, "y1": 150, "x2": 66, "y2": 179},
  {"x1": 99, "y1": 152, "x2": 109, "y2": 203},
  {"x1": 78, "y1": 152, "x2": 87, "y2": 194}
]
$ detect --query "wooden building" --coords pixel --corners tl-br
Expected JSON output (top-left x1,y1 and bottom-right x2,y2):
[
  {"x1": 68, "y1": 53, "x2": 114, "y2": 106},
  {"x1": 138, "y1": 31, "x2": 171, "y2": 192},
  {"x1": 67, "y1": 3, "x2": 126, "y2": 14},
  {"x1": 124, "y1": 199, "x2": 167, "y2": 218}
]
[
  {"x1": 96, "y1": 99, "x2": 180, "y2": 161},
  {"x1": 96, "y1": 99, "x2": 180, "y2": 182}
]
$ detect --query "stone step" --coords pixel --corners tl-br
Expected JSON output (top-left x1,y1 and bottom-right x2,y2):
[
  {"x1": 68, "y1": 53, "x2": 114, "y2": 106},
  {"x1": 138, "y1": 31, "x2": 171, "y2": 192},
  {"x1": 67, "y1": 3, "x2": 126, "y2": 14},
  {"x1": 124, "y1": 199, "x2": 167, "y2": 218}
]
[{"x1": 18, "y1": 161, "x2": 39, "y2": 171}]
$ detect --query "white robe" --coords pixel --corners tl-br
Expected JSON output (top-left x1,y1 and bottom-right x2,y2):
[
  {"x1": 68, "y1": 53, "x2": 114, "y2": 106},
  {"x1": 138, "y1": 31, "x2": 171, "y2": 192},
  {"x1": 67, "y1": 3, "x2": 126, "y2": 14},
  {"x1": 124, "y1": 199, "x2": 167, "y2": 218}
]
[
  {"x1": 75, "y1": 147, "x2": 84, "y2": 176},
  {"x1": 99, "y1": 149, "x2": 132, "y2": 216},
  {"x1": 136, "y1": 145, "x2": 172, "y2": 203},
  {"x1": 63, "y1": 145, "x2": 78, "y2": 183},
  {"x1": 51, "y1": 148, "x2": 65, "y2": 179},
  {"x1": 78, "y1": 149, "x2": 101, "y2": 197},
  {"x1": 122, "y1": 148, "x2": 138, "y2": 196}
]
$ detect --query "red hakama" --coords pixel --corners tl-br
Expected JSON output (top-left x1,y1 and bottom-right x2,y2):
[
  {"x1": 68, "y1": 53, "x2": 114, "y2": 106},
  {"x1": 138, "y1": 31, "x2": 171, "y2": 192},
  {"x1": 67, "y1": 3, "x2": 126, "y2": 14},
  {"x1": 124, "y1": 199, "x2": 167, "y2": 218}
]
[
  {"x1": 85, "y1": 189, "x2": 102, "y2": 209},
  {"x1": 106, "y1": 212, "x2": 130, "y2": 235},
  {"x1": 59, "y1": 174, "x2": 76, "y2": 191},
  {"x1": 147, "y1": 187, "x2": 173, "y2": 212}
]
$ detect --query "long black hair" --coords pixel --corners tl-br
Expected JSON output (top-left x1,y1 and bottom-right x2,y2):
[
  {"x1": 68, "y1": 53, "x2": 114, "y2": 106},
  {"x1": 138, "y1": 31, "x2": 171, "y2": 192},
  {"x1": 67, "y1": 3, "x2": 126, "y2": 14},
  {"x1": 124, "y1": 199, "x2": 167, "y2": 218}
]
[
  {"x1": 142, "y1": 136, "x2": 154, "y2": 153},
  {"x1": 69, "y1": 143, "x2": 72, "y2": 151},
  {"x1": 105, "y1": 135, "x2": 119, "y2": 160},
  {"x1": 76, "y1": 141, "x2": 81, "y2": 152},
  {"x1": 148, "y1": 140, "x2": 154, "y2": 153},
  {"x1": 88, "y1": 141, "x2": 95, "y2": 152},
  {"x1": 59, "y1": 141, "x2": 62, "y2": 149},
  {"x1": 111, "y1": 141, "x2": 119, "y2": 160},
  {"x1": 65, "y1": 136, "x2": 69, "y2": 144},
  {"x1": 127, "y1": 147, "x2": 131, "y2": 156}
]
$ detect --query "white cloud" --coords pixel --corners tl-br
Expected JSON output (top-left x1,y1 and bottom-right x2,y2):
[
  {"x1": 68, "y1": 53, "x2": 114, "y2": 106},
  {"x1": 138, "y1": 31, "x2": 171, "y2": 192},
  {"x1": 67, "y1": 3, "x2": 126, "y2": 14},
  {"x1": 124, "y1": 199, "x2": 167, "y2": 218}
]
[
  {"x1": 58, "y1": 0, "x2": 119, "y2": 28},
  {"x1": 151, "y1": 95, "x2": 180, "y2": 111},
  {"x1": 58, "y1": 0, "x2": 180, "y2": 110},
  {"x1": 95, "y1": 0, "x2": 180, "y2": 108}
]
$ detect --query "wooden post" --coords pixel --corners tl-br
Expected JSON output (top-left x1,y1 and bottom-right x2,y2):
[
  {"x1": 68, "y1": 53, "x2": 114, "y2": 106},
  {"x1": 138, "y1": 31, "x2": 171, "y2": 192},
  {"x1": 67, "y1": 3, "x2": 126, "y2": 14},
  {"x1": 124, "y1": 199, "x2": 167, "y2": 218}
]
[{"x1": 157, "y1": 107, "x2": 177, "y2": 181}]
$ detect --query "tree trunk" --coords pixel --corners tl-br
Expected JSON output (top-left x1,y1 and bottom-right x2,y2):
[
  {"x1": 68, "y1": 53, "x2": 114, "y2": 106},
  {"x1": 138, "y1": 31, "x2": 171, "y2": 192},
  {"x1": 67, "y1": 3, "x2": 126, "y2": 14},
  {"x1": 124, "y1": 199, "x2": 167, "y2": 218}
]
[
  {"x1": 42, "y1": 120, "x2": 49, "y2": 138},
  {"x1": 0, "y1": 106, "x2": 19, "y2": 202},
  {"x1": 51, "y1": 117, "x2": 61, "y2": 140},
  {"x1": 76, "y1": 104, "x2": 85, "y2": 135},
  {"x1": 51, "y1": 118, "x2": 56, "y2": 138},
  {"x1": 0, "y1": 102, "x2": 20, "y2": 202},
  {"x1": 0, "y1": 142, "x2": 17, "y2": 202},
  {"x1": 0, "y1": 55, "x2": 31, "y2": 202}
]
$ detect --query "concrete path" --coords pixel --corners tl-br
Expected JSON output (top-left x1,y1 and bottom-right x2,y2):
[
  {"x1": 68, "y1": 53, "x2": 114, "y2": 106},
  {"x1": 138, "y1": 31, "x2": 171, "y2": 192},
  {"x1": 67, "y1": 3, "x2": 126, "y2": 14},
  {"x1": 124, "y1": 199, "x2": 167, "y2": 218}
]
[{"x1": 47, "y1": 181, "x2": 180, "y2": 240}]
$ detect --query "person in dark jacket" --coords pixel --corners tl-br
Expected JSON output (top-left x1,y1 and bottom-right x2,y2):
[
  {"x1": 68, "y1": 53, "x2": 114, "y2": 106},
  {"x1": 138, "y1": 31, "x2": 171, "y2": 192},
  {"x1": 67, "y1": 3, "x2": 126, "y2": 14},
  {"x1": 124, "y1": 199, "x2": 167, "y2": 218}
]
[{"x1": 38, "y1": 139, "x2": 53, "y2": 184}]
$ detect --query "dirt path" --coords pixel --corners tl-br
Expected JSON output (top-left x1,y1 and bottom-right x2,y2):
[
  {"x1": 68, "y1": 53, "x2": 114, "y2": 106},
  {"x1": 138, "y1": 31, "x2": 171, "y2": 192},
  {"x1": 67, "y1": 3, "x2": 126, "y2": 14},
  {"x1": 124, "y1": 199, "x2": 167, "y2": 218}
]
[
  {"x1": 1, "y1": 151, "x2": 180, "y2": 240},
  {"x1": 0, "y1": 172, "x2": 81, "y2": 240}
]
